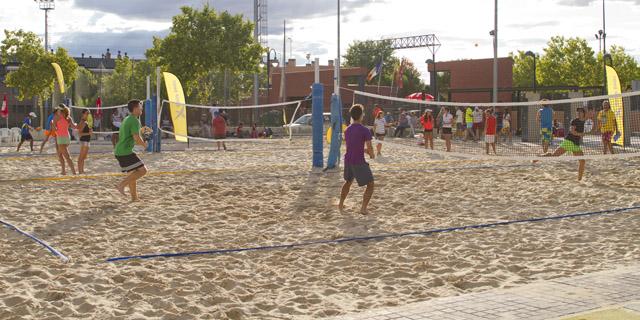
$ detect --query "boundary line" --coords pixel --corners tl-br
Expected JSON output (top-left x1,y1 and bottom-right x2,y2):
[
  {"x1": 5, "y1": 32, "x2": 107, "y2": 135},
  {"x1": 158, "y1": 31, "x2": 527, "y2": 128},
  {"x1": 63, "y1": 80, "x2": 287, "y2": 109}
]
[
  {"x1": 105, "y1": 205, "x2": 640, "y2": 263},
  {"x1": 0, "y1": 219, "x2": 69, "y2": 263}
]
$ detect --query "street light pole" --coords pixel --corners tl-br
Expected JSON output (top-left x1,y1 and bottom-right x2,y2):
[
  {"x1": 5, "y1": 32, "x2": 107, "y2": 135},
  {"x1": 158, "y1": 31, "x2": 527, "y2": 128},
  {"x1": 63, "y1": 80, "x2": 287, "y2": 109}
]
[
  {"x1": 35, "y1": 0, "x2": 55, "y2": 52},
  {"x1": 264, "y1": 48, "x2": 278, "y2": 103},
  {"x1": 492, "y1": 0, "x2": 498, "y2": 104},
  {"x1": 602, "y1": 0, "x2": 608, "y2": 95}
]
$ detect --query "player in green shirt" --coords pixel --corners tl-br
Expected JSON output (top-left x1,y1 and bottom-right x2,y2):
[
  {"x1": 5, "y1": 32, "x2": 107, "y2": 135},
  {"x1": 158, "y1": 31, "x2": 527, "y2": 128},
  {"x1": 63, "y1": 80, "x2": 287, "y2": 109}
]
[{"x1": 114, "y1": 100, "x2": 148, "y2": 202}]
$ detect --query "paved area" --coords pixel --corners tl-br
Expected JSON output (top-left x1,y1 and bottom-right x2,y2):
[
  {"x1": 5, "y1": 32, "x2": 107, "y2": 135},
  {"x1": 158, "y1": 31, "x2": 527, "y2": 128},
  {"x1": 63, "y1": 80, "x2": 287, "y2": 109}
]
[{"x1": 333, "y1": 264, "x2": 640, "y2": 320}]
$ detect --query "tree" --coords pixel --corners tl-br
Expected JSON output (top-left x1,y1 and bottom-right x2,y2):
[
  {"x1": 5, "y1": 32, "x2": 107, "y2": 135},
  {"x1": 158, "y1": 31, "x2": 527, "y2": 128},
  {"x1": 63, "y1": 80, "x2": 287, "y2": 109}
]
[
  {"x1": 0, "y1": 29, "x2": 78, "y2": 102},
  {"x1": 538, "y1": 36, "x2": 597, "y2": 87},
  {"x1": 510, "y1": 50, "x2": 538, "y2": 88},
  {"x1": 595, "y1": 45, "x2": 640, "y2": 90},
  {"x1": 396, "y1": 59, "x2": 426, "y2": 97},
  {"x1": 146, "y1": 5, "x2": 262, "y2": 104},
  {"x1": 343, "y1": 40, "x2": 397, "y2": 86},
  {"x1": 101, "y1": 57, "x2": 159, "y2": 106}
]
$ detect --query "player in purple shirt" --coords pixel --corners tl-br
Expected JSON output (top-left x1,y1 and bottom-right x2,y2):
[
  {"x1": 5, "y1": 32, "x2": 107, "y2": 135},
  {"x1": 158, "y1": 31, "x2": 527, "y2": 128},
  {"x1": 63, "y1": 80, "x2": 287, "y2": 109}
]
[{"x1": 339, "y1": 104, "x2": 375, "y2": 215}]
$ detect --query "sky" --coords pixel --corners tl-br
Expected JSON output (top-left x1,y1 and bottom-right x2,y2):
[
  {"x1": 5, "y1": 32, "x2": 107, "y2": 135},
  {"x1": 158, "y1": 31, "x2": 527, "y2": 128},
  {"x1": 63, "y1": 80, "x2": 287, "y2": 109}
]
[{"x1": 1, "y1": 0, "x2": 639, "y2": 84}]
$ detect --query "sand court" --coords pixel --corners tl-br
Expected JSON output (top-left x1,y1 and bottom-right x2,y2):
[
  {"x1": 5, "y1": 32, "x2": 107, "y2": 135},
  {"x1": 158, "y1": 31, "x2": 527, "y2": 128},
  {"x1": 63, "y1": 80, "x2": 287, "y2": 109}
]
[{"x1": 1, "y1": 140, "x2": 640, "y2": 319}]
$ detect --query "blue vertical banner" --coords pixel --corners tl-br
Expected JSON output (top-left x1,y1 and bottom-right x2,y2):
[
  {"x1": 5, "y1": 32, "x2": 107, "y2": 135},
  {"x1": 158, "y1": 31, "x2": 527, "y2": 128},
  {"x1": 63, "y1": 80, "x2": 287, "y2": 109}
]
[
  {"x1": 312, "y1": 83, "x2": 324, "y2": 168},
  {"x1": 326, "y1": 94, "x2": 343, "y2": 169},
  {"x1": 144, "y1": 97, "x2": 161, "y2": 153}
]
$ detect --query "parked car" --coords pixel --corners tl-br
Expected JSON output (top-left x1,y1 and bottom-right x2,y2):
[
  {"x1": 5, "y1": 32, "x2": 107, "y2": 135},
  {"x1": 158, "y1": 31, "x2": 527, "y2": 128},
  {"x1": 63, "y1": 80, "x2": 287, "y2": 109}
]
[{"x1": 283, "y1": 113, "x2": 332, "y2": 135}]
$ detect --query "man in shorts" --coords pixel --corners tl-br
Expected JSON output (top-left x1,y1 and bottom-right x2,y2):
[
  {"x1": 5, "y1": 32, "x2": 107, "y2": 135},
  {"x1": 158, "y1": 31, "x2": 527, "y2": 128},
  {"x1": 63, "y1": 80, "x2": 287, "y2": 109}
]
[
  {"x1": 543, "y1": 107, "x2": 587, "y2": 181},
  {"x1": 16, "y1": 112, "x2": 37, "y2": 152},
  {"x1": 212, "y1": 111, "x2": 227, "y2": 151},
  {"x1": 596, "y1": 100, "x2": 618, "y2": 154},
  {"x1": 537, "y1": 100, "x2": 553, "y2": 153},
  {"x1": 339, "y1": 104, "x2": 375, "y2": 215},
  {"x1": 115, "y1": 100, "x2": 148, "y2": 202},
  {"x1": 464, "y1": 106, "x2": 476, "y2": 141}
]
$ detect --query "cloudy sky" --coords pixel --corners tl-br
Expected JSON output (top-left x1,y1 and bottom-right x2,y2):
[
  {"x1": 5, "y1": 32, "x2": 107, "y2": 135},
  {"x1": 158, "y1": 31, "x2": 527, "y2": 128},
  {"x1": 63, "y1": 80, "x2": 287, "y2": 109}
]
[{"x1": 1, "y1": 0, "x2": 639, "y2": 83}]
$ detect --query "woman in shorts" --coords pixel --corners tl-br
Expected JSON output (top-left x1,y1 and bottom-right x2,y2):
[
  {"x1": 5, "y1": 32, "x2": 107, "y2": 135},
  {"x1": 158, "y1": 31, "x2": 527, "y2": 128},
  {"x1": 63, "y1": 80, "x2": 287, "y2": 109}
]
[
  {"x1": 502, "y1": 107, "x2": 512, "y2": 143},
  {"x1": 373, "y1": 111, "x2": 387, "y2": 156},
  {"x1": 441, "y1": 107, "x2": 454, "y2": 152},
  {"x1": 51, "y1": 104, "x2": 77, "y2": 175},
  {"x1": 420, "y1": 109, "x2": 434, "y2": 150},
  {"x1": 77, "y1": 109, "x2": 93, "y2": 174}
]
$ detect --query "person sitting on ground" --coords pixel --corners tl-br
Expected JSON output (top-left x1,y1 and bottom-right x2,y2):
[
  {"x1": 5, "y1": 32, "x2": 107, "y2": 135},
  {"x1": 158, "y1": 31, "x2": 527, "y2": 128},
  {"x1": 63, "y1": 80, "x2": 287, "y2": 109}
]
[{"x1": 394, "y1": 109, "x2": 409, "y2": 137}]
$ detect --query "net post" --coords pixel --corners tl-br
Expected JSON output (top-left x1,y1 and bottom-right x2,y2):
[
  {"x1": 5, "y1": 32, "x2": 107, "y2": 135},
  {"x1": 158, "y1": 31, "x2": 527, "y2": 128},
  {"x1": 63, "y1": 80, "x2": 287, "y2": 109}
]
[
  {"x1": 144, "y1": 99, "x2": 153, "y2": 153},
  {"x1": 326, "y1": 94, "x2": 343, "y2": 170},
  {"x1": 312, "y1": 83, "x2": 324, "y2": 168}
]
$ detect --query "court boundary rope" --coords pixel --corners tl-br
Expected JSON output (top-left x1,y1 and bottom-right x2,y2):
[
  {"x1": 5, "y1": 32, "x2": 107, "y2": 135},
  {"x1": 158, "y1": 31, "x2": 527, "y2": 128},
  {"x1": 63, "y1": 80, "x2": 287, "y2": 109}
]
[
  {"x1": 105, "y1": 205, "x2": 640, "y2": 263},
  {"x1": 0, "y1": 219, "x2": 69, "y2": 263}
]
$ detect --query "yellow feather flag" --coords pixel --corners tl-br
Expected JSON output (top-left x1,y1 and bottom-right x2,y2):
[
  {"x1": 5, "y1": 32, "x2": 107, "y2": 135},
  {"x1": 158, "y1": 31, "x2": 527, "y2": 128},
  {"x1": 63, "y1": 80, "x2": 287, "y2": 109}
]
[
  {"x1": 51, "y1": 63, "x2": 65, "y2": 94},
  {"x1": 606, "y1": 66, "x2": 624, "y2": 146},
  {"x1": 162, "y1": 72, "x2": 188, "y2": 142}
]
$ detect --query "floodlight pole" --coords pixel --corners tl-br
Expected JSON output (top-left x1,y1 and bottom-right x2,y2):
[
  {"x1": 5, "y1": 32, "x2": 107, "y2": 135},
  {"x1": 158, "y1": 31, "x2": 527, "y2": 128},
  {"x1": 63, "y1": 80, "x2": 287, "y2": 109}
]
[{"x1": 492, "y1": 0, "x2": 498, "y2": 104}]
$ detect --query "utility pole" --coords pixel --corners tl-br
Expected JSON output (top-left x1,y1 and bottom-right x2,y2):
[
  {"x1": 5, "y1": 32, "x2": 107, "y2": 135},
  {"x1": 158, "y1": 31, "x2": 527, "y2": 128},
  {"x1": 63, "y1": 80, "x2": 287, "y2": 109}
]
[
  {"x1": 280, "y1": 20, "x2": 287, "y2": 102},
  {"x1": 492, "y1": 0, "x2": 498, "y2": 104},
  {"x1": 336, "y1": 0, "x2": 341, "y2": 96},
  {"x1": 35, "y1": 0, "x2": 55, "y2": 52},
  {"x1": 602, "y1": 0, "x2": 608, "y2": 94}
]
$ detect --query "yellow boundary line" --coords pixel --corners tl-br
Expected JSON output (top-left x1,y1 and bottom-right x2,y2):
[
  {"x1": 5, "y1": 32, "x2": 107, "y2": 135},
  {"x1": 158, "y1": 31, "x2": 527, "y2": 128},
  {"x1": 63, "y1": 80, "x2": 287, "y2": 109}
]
[{"x1": 0, "y1": 159, "x2": 494, "y2": 184}]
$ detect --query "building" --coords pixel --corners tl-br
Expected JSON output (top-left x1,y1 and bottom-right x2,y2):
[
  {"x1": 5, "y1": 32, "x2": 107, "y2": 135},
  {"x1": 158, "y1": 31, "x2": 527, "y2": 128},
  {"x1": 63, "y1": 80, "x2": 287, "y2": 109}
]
[{"x1": 428, "y1": 57, "x2": 514, "y2": 103}]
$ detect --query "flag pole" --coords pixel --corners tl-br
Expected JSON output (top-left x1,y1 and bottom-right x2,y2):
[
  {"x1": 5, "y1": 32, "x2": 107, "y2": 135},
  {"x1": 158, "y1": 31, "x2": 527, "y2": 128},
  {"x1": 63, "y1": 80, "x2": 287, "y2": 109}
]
[{"x1": 376, "y1": 54, "x2": 384, "y2": 94}]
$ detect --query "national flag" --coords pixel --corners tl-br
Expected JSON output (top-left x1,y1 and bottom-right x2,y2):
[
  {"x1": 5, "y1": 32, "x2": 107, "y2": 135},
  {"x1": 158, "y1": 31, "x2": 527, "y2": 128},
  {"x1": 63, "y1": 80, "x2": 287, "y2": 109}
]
[
  {"x1": 0, "y1": 95, "x2": 8, "y2": 119},
  {"x1": 95, "y1": 97, "x2": 103, "y2": 118},
  {"x1": 367, "y1": 60, "x2": 383, "y2": 82}
]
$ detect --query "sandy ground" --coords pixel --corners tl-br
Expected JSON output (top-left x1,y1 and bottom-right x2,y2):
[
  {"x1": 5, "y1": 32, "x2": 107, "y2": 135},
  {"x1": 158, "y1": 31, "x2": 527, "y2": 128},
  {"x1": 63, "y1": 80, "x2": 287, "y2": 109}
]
[{"x1": 0, "y1": 137, "x2": 639, "y2": 319}]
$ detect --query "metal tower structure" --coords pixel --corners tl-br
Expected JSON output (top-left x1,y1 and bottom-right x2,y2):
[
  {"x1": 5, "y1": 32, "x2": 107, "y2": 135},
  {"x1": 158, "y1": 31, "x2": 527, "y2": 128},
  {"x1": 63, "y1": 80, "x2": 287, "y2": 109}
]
[
  {"x1": 256, "y1": 0, "x2": 268, "y2": 47},
  {"x1": 35, "y1": 0, "x2": 55, "y2": 52},
  {"x1": 376, "y1": 34, "x2": 441, "y2": 99}
]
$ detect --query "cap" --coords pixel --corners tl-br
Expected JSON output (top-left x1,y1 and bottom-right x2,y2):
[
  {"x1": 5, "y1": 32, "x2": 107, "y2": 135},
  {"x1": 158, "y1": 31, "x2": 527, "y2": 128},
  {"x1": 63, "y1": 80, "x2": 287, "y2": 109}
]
[{"x1": 29, "y1": 112, "x2": 37, "y2": 118}]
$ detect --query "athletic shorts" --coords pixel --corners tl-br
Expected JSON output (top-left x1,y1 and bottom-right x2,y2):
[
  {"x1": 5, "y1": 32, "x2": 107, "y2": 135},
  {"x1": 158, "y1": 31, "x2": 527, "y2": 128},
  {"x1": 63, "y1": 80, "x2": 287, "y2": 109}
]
[
  {"x1": 344, "y1": 163, "x2": 374, "y2": 187},
  {"x1": 56, "y1": 136, "x2": 71, "y2": 145},
  {"x1": 541, "y1": 128, "x2": 553, "y2": 142},
  {"x1": 375, "y1": 133, "x2": 386, "y2": 139},
  {"x1": 560, "y1": 140, "x2": 582, "y2": 153},
  {"x1": 602, "y1": 131, "x2": 613, "y2": 142},
  {"x1": 214, "y1": 134, "x2": 226, "y2": 140},
  {"x1": 115, "y1": 153, "x2": 145, "y2": 173},
  {"x1": 423, "y1": 129, "x2": 433, "y2": 134},
  {"x1": 441, "y1": 127, "x2": 452, "y2": 135},
  {"x1": 44, "y1": 130, "x2": 56, "y2": 137},
  {"x1": 485, "y1": 134, "x2": 495, "y2": 143},
  {"x1": 20, "y1": 134, "x2": 33, "y2": 142},
  {"x1": 466, "y1": 123, "x2": 473, "y2": 129}
]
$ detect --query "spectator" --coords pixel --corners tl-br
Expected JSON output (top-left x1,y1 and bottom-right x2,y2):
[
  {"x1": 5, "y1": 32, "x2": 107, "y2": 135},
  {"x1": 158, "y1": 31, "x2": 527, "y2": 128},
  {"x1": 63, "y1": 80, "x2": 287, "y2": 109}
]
[{"x1": 473, "y1": 107, "x2": 484, "y2": 141}]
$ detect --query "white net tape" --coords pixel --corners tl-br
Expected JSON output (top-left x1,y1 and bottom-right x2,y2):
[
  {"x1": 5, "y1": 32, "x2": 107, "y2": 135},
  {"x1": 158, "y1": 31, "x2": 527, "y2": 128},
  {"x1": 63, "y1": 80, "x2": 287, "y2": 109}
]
[
  {"x1": 355, "y1": 90, "x2": 640, "y2": 162},
  {"x1": 159, "y1": 99, "x2": 306, "y2": 143}
]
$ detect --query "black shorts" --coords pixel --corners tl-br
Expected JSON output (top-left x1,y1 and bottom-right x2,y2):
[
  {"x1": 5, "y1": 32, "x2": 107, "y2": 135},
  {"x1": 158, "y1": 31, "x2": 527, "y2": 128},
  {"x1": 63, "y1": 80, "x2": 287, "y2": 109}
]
[
  {"x1": 344, "y1": 163, "x2": 374, "y2": 187},
  {"x1": 375, "y1": 133, "x2": 385, "y2": 139},
  {"x1": 441, "y1": 127, "x2": 452, "y2": 135},
  {"x1": 21, "y1": 134, "x2": 33, "y2": 142},
  {"x1": 115, "y1": 153, "x2": 145, "y2": 173},
  {"x1": 214, "y1": 134, "x2": 226, "y2": 140},
  {"x1": 423, "y1": 129, "x2": 433, "y2": 134}
]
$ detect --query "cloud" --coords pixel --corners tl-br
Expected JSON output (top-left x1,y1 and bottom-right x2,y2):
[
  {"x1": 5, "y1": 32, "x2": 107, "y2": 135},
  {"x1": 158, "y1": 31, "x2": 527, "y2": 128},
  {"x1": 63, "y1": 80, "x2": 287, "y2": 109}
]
[
  {"x1": 507, "y1": 21, "x2": 560, "y2": 29},
  {"x1": 54, "y1": 29, "x2": 169, "y2": 58},
  {"x1": 73, "y1": 0, "x2": 384, "y2": 24},
  {"x1": 558, "y1": 0, "x2": 640, "y2": 6}
]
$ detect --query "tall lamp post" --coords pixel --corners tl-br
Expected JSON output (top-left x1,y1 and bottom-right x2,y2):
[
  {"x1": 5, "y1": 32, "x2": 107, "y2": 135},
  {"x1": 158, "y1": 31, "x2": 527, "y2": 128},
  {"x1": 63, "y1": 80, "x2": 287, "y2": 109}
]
[
  {"x1": 259, "y1": 49, "x2": 279, "y2": 103},
  {"x1": 601, "y1": 0, "x2": 607, "y2": 94},
  {"x1": 35, "y1": 0, "x2": 55, "y2": 52},
  {"x1": 425, "y1": 59, "x2": 437, "y2": 101},
  {"x1": 491, "y1": 0, "x2": 498, "y2": 104},
  {"x1": 524, "y1": 51, "x2": 537, "y2": 93}
]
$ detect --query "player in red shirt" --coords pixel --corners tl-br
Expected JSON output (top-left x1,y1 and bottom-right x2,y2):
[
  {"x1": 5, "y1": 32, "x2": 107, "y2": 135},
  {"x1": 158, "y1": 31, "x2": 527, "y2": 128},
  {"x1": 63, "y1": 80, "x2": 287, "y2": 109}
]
[
  {"x1": 211, "y1": 111, "x2": 227, "y2": 151},
  {"x1": 485, "y1": 109, "x2": 497, "y2": 155}
]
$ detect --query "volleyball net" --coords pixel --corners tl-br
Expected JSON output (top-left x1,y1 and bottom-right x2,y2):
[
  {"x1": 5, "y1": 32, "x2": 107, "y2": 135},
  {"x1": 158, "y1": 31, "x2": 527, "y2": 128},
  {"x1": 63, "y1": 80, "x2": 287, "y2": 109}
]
[
  {"x1": 354, "y1": 90, "x2": 640, "y2": 161},
  {"x1": 158, "y1": 99, "x2": 312, "y2": 144},
  {"x1": 68, "y1": 103, "x2": 127, "y2": 136}
]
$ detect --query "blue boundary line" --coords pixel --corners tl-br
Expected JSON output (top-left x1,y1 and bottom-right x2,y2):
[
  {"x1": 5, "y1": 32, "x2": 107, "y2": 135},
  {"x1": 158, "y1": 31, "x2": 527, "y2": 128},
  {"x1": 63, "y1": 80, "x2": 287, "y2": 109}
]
[
  {"x1": 0, "y1": 219, "x2": 69, "y2": 263},
  {"x1": 105, "y1": 205, "x2": 640, "y2": 263}
]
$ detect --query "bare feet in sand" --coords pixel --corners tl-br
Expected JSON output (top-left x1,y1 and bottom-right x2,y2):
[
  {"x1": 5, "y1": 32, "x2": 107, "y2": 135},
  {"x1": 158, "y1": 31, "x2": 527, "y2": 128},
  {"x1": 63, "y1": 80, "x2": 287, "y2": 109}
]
[
  {"x1": 338, "y1": 203, "x2": 345, "y2": 213},
  {"x1": 360, "y1": 208, "x2": 369, "y2": 215},
  {"x1": 116, "y1": 184, "x2": 126, "y2": 197}
]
